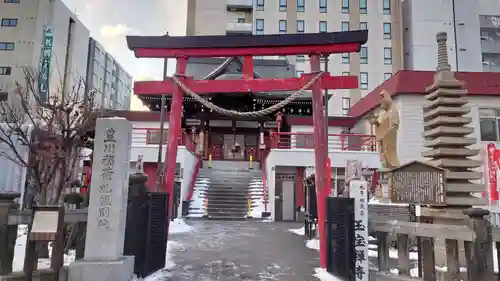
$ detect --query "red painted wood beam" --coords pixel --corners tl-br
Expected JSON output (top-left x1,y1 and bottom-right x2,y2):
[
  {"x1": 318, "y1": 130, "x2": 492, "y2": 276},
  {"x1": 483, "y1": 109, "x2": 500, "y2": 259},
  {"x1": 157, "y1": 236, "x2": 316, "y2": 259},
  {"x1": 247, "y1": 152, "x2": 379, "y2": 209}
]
[
  {"x1": 133, "y1": 42, "x2": 360, "y2": 58},
  {"x1": 242, "y1": 55, "x2": 254, "y2": 80},
  {"x1": 134, "y1": 75, "x2": 358, "y2": 96}
]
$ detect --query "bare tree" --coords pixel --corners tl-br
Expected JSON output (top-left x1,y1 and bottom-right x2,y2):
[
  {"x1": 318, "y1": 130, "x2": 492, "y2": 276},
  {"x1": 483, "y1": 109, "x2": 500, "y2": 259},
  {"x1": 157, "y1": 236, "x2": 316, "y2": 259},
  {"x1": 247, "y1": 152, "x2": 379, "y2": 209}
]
[{"x1": 0, "y1": 67, "x2": 98, "y2": 207}]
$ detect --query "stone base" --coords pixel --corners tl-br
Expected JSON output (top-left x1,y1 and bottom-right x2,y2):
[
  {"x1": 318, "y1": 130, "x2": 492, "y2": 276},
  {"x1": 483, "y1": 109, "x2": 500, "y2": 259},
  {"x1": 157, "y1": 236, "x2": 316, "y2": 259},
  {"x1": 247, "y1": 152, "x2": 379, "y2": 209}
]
[{"x1": 68, "y1": 256, "x2": 134, "y2": 281}]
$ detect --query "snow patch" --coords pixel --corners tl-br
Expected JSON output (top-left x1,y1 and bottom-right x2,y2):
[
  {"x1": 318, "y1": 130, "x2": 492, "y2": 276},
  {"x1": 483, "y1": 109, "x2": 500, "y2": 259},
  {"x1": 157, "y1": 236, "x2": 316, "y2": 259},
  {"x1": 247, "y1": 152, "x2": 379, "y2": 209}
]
[
  {"x1": 139, "y1": 240, "x2": 184, "y2": 281},
  {"x1": 313, "y1": 268, "x2": 344, "y2": 281},
  {"x1": 306, "y1": 239, "x2": 320, "y2": 251},
  {"x1": 169, "y1": 218, "x2": 194, "y2": 234},
  {"x1": 13, "y1": 225, "x2": 75, "y2": 272},
  {"x1": 288, "y1": 227, "x2": 305, "y2": 236}
]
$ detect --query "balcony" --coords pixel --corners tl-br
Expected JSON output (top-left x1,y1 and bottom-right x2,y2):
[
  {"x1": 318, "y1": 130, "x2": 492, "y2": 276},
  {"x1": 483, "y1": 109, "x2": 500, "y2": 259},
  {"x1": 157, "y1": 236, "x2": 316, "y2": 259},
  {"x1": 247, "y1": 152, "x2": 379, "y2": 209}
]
[
  {"x1": 265, "y1": 132, "x2": 381, "y2": 169},
  {"x1": 226, "y1": 22, "x2": 253, "y2": 35},
  {"x1": 269, "y1": 132, "x2": 376, "y2": 152},
  {"x1": 226, "y1": 0, "x2": 253, "y2": 12}
]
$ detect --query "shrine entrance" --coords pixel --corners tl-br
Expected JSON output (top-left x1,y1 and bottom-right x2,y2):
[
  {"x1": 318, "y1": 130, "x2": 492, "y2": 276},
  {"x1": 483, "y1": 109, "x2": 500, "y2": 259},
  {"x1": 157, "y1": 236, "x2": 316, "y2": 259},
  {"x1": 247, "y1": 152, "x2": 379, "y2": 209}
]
[{"x1": 126, "y1": 30, "x2": 367, "y2": 269}]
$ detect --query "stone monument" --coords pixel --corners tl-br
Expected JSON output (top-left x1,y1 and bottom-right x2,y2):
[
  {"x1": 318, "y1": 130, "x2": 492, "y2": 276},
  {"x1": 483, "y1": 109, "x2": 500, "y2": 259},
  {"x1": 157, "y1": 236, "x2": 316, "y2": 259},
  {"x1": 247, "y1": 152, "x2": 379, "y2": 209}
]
[
  {"x1": 69, "y1": 118, "x2": 135, "y2": 281},
  {"x1": 421, "y1": 32, "x2": 487, "y2": 269},
  {"x1": 421, "y1": 32, "x2": 486, "y2": 216}
]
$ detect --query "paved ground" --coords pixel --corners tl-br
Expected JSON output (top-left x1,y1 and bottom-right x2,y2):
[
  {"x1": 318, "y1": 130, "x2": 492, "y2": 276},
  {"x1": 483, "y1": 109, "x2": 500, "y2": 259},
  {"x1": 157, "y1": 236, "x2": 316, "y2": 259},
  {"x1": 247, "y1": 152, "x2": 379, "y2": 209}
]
[{"x1": 162, "y1": 220, "x2": 320, "y2": 281}]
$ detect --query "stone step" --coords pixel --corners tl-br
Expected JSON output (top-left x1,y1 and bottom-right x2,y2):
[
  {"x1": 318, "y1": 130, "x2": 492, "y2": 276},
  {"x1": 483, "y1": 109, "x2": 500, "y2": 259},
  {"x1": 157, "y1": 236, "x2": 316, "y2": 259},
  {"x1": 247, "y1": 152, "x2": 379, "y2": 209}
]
[
  {"x1": 424, "y1": 137, "x2": 476, "y2": 147},
  {"x1": 425, "y1": 87, "x2": 467, "y2": 100},
  {"x1": 206, "y1": 216, "x2": 247, "y2": 221},
  {"x1": 208, "y1": 201, "x2": 249, "y2": 207},
  {"x1": 422, "y1": 126, "x2": 474, "y2": 138},
  {"x1": 423, "y1": 97, "x2": 468, "y2": 110},
  {"x1": 427, "y1": 158, "x2": 482, "y2": 168},
  {"x1": 422, "y1": 148, "x2": 479, "y2": 158},
  {"x1": 423, "y1": 106, "x2": 470, "y2": 121},
  {"x1": 424, "y1": 116, "x2": 472, "y2": 129}
]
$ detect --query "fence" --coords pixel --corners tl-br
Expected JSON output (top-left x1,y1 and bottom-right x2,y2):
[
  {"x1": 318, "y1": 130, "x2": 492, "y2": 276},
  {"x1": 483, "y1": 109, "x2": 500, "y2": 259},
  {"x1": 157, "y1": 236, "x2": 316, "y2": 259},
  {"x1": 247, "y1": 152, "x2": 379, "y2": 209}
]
[
  {"x1": 370, "y1": 209, "x2": 497, "y2": 281},
  {"x1": 0, "y1": 193, "x2": 88, "y2": 281},
  {"x1": 269, "y1": 132, "x2": 376, "y2": 151}
]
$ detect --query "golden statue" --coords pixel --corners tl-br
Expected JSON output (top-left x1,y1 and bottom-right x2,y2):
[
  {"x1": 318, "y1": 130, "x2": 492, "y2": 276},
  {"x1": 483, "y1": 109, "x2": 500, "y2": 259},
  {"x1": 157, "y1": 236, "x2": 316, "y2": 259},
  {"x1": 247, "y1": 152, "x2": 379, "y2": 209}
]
[{"x1": 369, "y1": 90, "x2": 400, "y2": 170}]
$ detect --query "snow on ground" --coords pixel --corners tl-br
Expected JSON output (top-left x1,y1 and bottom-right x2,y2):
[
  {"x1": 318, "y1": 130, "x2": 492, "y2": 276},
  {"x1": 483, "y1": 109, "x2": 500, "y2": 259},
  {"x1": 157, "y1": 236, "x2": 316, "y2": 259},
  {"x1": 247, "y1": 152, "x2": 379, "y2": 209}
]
[
  {"x1": 306, "y1": 239, "x2": 320, "y2": 251},
  {"x1": 188, "y1": 178, "x2": 209, "y2": 218},
  {"x1": 248, "y1": 180, "x2": 265, "y2": 219},
  {"x1": 13, "y1": 225, "x2": 76, "y2": 272},
  {"x1": 137, "y1": 240, "x2": 184, "y2": 281},
  {"x1": 169, "y1": 218, "x2": 193, "y2": 234},
  {"x1": 288, "y1": 226, "x2": 305, "y2": 236},
  {"x1": 313, "y1": 268, "x2": 344, "y2": 281}
]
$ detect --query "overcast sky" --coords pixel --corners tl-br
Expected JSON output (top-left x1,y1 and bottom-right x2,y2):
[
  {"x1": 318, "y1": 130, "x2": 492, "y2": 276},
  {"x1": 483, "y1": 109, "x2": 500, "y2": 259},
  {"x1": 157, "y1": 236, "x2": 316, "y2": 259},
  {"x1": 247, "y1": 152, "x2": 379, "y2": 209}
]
[{"x1": 61, "y1": 0, "x2": 180, "y2": 110}]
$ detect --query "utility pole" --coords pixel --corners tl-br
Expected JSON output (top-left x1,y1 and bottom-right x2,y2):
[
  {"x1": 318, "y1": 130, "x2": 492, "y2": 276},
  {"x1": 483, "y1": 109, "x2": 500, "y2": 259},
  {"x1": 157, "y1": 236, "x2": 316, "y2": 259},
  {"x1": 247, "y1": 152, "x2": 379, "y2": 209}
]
[{"x1": 155, "y1": 32, "x2": 169, "y2": 191}]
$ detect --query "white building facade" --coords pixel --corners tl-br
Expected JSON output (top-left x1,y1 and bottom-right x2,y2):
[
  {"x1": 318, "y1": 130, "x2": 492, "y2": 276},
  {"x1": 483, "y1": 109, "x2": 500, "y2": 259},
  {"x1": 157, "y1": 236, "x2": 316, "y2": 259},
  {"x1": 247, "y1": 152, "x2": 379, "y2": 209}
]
[
  {"x1": 85, "y1": 38, "x2": 133, "y2": 110},
  {"x1": 403, "y1": 0, "x2": 500, "y2": 72},
  {"x1": 165, "y1": 0, "x2": 405, "y2": 113},
  {"x1": 0, "y1": 0, "x2": 90, "y2": 101}
]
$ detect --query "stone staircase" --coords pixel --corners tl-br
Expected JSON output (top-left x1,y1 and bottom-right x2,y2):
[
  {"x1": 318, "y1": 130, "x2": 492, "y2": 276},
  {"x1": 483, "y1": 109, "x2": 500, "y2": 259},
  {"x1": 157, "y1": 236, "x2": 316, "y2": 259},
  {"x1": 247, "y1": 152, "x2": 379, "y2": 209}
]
[{"x1": 187, "y1": 161, "x2": 265, "y2": 220}]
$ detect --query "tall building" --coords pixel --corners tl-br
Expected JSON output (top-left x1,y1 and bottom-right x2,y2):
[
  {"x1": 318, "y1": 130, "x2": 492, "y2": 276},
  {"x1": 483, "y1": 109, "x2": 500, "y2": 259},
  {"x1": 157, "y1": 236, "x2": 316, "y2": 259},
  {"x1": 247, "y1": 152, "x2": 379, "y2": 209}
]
[
  {"x1": 85, "y1": 38, "x2": 132, "y2": 110},
  {"x1": 402, "y1": 0, "x2": 500, "y2": 73},
  {"x1": 0, "y1": 0, "x2": 90, "y2": 102},
  {"x1": 166, "y1": 0, "x2": 405, "y2": 116}
]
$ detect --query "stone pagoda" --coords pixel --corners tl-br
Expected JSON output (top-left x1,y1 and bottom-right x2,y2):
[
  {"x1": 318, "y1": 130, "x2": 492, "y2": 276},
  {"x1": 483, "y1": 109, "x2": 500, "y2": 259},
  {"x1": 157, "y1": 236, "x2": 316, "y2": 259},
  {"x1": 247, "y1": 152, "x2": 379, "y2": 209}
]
[{"x1": 422, "y1": 32, "x2": 487, "y2": 218}]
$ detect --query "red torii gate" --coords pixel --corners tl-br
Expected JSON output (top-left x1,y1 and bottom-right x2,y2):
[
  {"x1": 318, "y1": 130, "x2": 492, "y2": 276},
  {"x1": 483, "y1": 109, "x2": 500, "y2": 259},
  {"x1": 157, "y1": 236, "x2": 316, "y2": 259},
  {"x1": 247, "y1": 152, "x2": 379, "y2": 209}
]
[{"x1": 126, "y1": 30, "x2": 367, "y2": 268}]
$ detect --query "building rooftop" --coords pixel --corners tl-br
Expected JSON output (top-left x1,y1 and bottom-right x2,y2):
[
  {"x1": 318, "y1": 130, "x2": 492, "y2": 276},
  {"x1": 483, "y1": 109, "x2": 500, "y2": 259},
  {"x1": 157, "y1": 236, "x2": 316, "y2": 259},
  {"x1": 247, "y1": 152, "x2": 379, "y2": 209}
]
[{"x1": 348, "y1": 70, "x2": 500, "y2": 118}]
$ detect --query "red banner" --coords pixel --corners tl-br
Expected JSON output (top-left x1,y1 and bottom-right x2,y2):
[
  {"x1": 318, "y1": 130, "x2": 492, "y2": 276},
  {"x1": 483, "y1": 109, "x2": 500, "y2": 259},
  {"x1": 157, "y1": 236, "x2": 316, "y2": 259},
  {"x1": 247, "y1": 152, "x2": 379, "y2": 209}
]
[{"x1": 487, "y1": 143, "x2": 498, "y2": 201}]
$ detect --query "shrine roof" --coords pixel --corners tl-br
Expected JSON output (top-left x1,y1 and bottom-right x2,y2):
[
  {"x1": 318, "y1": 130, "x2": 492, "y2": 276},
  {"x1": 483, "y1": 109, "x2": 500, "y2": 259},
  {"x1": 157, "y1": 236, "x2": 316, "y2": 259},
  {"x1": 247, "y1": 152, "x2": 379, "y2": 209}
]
[
  {"x1": 127, "y1": 31, "x2": 367, "y2": 50},
  {"x1": 348, "y1": 70, "x2": 500, "y2": 118},
  {"x1": 138, "y1": 57, "x2": 331, "y2": 104}
]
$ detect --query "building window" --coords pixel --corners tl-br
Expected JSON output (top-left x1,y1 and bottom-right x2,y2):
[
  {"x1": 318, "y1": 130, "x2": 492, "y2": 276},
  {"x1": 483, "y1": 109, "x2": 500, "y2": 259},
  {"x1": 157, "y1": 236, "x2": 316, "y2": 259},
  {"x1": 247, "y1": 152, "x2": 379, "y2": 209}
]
[
  {"x1": 238, "y1": 18, "x2": 245, "y2": 23},
  {"x1": 359, "y1": 22, "x2": 367, "y2": 30},
  {"x1": 1, "y1": 18, "x2": 18, "y2": 27},
  {"x1": 4, "y1": 0, "x2": 20, "y2": 2},
  {"x1": 341, "y1": 21, "x2": 349, "y2": 31},
  {"x1": 383, "y1": 0, "x2": 391, "y2": 14},
  {"x1": 342, "y1": 0, "x2": 349, "y2": 13},
  {"x1": 147, "y1": 129, "x2": 168, "y2": 144},
  {"x1": 384, "y1": 72, "x2": 392, "y2": 80},
  {"x1": 479, "y1": 109, "x2": 500, "y2": 141},
  {"x1": 297, "y1": 0, "x2": 305, "y2": 12},
  {"x1": 297, "y1": 20, "x2": 305, "y2": 33},
  {"x1": 342, "y1": 71, "x2": 350, "y2": 76},
  {"x1": 256, "y1": 0, "x2": 264, "y2": 10},
  {"x1": 342, "y1": 97, "x2": 350, "y2": 116},
  {"x1": 319, "y1": 0, "x2": 327, "y2": 13},
  {"x1": 342, "y1": 53, "x2": 349, "y2": 64},
  {"x1": 0, "y1": 42, "x2": 15, "y2": 51},
  {"x1": 360, "y1": 72, "x2": 368, "y2": 89},
  {"x1": 383, "y1": 23, "x2": 391, "y2": 39},
  {"x1": 319, "y1": 21, "x2": 327, "y2": 33},
  {"x1": 297, "y1": 55, "x2": 305, "y2": 62},
  {"x1": 279, "y1": 20, "x2": 287, "y2": 34},
  {"x1": 0, "y1": 66, "x2": 11, "y2": 75},
  {"x1": 360, "y1": 47, "x2": 368, "y2": 64},
  {"x1": 296, "y1": 70, "x2": 304, "y2": 77},
  {"x1": 279, "y1": 0, "x2": 287, "y2": 11},
  {"x1": 384, "y1": 47, "x2": 392, "y2": 64},
  {"x1": 256, "y1": 19, "x2": 264, "y2": 35},
  {"x1": 360, "y1": 0, "x2": 367, "y2": 14}
]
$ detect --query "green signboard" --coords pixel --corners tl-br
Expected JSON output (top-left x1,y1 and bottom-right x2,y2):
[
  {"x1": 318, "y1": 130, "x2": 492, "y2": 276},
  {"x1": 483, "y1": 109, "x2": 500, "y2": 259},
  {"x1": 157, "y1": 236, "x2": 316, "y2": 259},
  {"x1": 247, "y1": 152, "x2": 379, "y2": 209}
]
[{"x1": 39, "y1": 25, "x2": 53, "y2": 103}]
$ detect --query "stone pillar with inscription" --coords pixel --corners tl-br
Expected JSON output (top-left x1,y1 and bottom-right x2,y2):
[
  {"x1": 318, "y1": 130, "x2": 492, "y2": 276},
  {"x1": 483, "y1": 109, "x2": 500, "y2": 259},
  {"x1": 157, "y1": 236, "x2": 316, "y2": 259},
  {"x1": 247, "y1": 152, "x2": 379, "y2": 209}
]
[{"x1": 69, "y1": 118, "x2": 134, "y2": 281}]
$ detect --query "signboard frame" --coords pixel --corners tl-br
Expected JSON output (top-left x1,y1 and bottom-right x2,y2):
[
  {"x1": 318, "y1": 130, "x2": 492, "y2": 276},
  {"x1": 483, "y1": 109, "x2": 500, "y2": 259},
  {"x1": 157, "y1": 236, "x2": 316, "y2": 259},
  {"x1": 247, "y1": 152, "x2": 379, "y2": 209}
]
[
  {"x1": 389, "y1": 161, "x2": 446, "y2": 205},
  {"x1": 350, "y1": 180, "x2": 369, "y2": 281}
]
